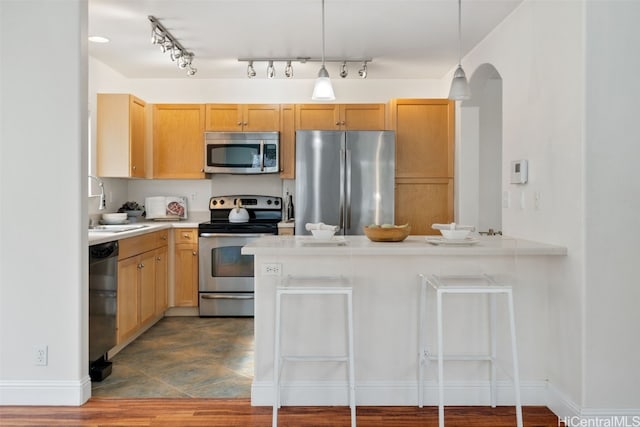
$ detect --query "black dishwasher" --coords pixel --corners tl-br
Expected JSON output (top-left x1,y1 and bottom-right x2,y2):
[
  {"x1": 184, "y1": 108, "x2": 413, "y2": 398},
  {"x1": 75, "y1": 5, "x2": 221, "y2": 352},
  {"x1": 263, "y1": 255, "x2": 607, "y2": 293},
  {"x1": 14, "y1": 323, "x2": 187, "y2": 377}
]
[{"x1": 89, "y1": 241, "x2": 118, "y2": 381}]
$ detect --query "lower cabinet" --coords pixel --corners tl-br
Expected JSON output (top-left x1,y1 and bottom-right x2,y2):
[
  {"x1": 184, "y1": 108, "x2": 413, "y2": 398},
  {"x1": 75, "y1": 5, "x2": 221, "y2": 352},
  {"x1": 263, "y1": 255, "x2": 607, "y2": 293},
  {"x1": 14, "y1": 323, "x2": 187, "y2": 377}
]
[
  {"x1": 173, "y1": 228, "x2": 199, "y2": 307},
  {"x1": 116, "y1": 230, "x2": 168, "y2": 344}
]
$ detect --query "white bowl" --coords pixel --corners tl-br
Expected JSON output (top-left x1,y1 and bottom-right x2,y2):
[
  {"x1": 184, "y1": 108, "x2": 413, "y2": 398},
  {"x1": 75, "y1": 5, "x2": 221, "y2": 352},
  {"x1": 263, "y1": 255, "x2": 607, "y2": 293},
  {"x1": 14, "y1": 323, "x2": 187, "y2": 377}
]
[
  {"x1": 102, "y1": 212, "x2": 127, "y2": 222},
  {"x1": 440, "y1": 229, "x2": 471, "y2": 240},
  {"x1": 311, "y1": 229, "x2": 336, "y2": 240}
]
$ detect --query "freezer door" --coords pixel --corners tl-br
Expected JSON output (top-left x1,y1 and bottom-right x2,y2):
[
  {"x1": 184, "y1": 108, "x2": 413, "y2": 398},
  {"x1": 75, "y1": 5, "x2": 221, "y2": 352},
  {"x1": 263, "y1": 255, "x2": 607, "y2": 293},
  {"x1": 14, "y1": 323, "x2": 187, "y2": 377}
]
[
  {"x1": 295, "y1": 131, "x2": 345, "y2": 235},
  {"x1": 345, "y1": 131, "x2": 395, "y2": 234}
]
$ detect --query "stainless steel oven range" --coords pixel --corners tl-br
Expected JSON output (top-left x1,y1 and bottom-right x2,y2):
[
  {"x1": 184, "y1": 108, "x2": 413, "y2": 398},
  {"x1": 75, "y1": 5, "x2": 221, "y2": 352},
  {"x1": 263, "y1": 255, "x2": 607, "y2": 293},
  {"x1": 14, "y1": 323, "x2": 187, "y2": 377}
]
[{"x1": 198, "y1": 195, "x2": 282, "y2": 316}]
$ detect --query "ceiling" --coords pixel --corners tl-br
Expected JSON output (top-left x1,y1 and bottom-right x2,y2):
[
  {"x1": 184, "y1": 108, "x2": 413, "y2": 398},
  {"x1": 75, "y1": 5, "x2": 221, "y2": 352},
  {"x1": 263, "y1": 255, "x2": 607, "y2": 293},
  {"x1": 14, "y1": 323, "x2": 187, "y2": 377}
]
[{"x1": 88, "y1": 0, "x2": 523, "y2": 80}]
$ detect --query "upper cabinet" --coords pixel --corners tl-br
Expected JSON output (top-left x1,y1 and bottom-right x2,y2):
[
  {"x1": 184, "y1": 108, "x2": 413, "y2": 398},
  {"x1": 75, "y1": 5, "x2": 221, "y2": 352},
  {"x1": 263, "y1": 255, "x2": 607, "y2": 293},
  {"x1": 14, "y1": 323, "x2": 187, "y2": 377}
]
[
  {"x1": 153, "y1": 104, "x2": 206, "y2": 179},
  {"x1": 97, "y1": 94, "x2": 148, "y2": 178},
  {"x1": 388, "y1": 99, "x2": 455, "y2": 235},
  {"x1": 279, "y1": 104, "x2": 295, "y2": 179},
  {"x1": 205, "y1": 104, "x2": 281, "y2": 132},
  {"x1": 295, "y1": 104, "x2": 386, "y2": 130}
]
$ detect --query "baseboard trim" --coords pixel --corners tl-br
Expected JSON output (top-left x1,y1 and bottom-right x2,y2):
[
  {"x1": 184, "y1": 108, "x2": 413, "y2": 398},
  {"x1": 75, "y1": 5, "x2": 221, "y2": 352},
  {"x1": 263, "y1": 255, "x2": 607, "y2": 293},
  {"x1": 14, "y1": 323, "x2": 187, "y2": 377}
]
[
  {"x1": 251, "y1": 379, "x2": 548, "y2": 407},
  {"x1": 0, "y1": 377, "x2": 91, "y2": 405}
]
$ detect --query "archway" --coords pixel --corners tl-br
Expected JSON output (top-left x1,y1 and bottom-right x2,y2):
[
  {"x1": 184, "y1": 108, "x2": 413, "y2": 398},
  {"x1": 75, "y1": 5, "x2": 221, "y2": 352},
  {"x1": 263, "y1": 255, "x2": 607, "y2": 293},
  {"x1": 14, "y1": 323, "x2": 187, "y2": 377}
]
[{"x1": 456, "y1": 63, "x2": 503, "y2": 234}]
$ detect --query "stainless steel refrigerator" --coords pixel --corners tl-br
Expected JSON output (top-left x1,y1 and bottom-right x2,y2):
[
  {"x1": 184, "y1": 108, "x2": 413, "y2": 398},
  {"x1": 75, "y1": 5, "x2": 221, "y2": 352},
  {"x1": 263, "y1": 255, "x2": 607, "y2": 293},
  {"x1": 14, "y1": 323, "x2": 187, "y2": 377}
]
[{"x1": 295, "y1": 130, "x2": 395, "y2": 235}]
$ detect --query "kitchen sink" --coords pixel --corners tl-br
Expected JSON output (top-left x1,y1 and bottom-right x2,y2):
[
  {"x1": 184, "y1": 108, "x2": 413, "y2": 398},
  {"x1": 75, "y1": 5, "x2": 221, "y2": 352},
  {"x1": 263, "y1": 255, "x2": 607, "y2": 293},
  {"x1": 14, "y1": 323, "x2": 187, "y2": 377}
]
[{"x1": 89, "y1": 224, "x2": 149, "y2": 233}]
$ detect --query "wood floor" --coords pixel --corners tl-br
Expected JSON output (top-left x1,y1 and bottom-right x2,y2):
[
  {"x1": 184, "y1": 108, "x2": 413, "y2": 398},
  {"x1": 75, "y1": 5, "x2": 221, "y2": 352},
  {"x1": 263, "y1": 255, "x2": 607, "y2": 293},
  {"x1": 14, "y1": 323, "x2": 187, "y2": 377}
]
[{"x1": 0, "y1": 398, "x2": 562, "y2": 426}]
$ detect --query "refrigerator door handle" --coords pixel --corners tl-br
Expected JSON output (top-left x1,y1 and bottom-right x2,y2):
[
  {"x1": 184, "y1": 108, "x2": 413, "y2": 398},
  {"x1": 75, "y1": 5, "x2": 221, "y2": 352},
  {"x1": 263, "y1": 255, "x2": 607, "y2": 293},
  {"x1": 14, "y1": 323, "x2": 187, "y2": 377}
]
[
  {"x1": 339, "y1": 148, "x2": 345, "y2": 229},
  {"x1": 345, "y1": 149, "x2": 352, "y2": 229}
]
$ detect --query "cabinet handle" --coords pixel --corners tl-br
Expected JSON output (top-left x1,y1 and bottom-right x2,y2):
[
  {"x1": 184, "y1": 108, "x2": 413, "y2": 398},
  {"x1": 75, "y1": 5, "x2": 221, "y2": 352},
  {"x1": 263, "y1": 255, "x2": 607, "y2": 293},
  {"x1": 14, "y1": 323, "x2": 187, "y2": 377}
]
[
  {"x1": 161, "y1": 235, "x2": 167, "y2": 240},
  {"x1": 156, "y1": 256, "x2": 162, "y2": 261},
  {"x1": 336, "y1": 121, "x2": 340, "y2": 125},
  {"x1": 182, "y1": 233, "x2": 191, "y2": 239},
  {"x1": 192, "y1": 251, "x2": 197, "y2": 256},
  {"x1": 237, "y1": 121, "x2": 242, "y2": 126},
  {"x1": 137, "y1": 263, "x2": 144, "y2": 269},
  {"x1": 132, "y1": 165, "x2": 136, "y2": 171},
  {"x1": 243, "y1": 122, "x2": 248, "y2": 126},
  {"x1": 341, "y1": 120, "x2": 346, "y2": 125}
]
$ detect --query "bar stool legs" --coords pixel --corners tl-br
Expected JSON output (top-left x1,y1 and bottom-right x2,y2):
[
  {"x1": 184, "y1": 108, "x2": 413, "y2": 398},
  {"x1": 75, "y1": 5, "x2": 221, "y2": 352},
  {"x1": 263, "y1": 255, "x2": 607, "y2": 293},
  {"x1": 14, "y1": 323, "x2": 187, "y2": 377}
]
[
  {"x1": 273, "y1": 276, "x2": 356, "y2": 427},
  {"x1": 420, "y1": 274, "x2": 523, "y2": 427}
]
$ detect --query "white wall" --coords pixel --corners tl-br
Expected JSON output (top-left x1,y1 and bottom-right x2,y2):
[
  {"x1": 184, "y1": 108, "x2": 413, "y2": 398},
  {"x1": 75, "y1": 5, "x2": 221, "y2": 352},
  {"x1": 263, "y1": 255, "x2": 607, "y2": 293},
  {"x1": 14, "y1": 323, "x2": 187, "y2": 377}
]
[
  {"x1": 584, "y1": 1, "x2": 640, "y2": 409},
  {"x1": 460, "y1": 0, "x2": 586, "y2": 413},
  {"x1": 0, "y1": 0, "x2": 90, "y2": 404}
]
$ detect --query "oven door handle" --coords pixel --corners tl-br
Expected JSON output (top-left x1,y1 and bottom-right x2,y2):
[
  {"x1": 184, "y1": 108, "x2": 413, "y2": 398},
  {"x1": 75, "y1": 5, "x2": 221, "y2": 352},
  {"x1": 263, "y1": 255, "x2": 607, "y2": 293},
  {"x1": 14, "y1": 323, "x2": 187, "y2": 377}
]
[
  {"x1": 201, "y1": 294, "x2": 254, "y2": 300},
  {"x1": 199, "y1": 233, "x2": 273, "y2": 238}
]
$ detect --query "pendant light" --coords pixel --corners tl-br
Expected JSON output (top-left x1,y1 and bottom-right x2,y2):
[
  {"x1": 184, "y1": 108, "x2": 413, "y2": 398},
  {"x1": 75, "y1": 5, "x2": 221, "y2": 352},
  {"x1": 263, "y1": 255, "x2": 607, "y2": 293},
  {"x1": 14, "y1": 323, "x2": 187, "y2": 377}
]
[
  {"x1": 312, "y1": 0, "x2": 335, "y2": 101},
  {"x1": 448, "y1": 0, "x2": 470, "y2": 100}
]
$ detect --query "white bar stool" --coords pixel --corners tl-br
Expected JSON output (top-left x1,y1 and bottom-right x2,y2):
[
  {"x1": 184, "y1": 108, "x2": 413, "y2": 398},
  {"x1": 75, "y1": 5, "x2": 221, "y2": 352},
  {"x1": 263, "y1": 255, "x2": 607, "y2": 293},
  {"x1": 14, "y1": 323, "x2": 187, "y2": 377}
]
[
  {"x1": 418, "y1": 273, "x2": 523, "y2": 427},
  {"x1": 273, "y1": 275, "x2": 356, "y2": 427}
]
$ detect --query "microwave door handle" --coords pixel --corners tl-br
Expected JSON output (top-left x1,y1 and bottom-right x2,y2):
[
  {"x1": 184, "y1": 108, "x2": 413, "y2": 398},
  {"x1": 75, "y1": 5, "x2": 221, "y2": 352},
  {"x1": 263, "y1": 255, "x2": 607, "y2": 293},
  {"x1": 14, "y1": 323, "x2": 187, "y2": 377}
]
[{"x1": 259, "y1": 140, "x2": 264, "y2": 172}]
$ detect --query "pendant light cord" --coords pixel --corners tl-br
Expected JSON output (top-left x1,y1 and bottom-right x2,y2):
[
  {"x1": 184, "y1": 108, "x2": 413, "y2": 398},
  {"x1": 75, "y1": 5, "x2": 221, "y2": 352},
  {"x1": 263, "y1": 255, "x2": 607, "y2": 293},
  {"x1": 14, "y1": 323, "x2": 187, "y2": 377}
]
[
  {"x1": 457, "y1": 0, "x2": 462, "y2": 66},
  {"x1": 321, "y1": 0, "x2": 326, "y2": 67}
]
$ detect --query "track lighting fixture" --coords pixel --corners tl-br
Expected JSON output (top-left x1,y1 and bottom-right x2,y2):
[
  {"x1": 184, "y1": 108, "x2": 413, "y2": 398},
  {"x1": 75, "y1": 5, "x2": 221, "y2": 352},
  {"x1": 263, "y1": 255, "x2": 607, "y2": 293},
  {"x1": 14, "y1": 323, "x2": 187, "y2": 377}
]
[
  {"x1": 358, "y1": 62, "x2": 368, "y2": 79},
  {"x1": 284, "y1": 61, "x2": 293, "y2": 78},
  {"x1": 247, "y1": 61, "x2": 256, "y2": 78},
  {"x1": 237, "y1": 58, "x2": 372, "y2": 79},
  {"x1": 149, "y1": 16, "x2": 197, "y2": 77},
  {"x1": 267, "y1": 61, "x2": 276, "y2": 79},
  {"x1": 340, "y1": 61, "x2": 348, "y2": 78}
]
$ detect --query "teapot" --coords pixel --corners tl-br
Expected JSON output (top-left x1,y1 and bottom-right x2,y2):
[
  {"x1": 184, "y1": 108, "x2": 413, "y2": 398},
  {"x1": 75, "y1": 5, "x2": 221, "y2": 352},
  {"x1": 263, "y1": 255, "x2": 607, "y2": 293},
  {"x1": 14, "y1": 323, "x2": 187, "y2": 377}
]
[{"x1": 228, "y1": 199, "x2": 249, "y2": 223}]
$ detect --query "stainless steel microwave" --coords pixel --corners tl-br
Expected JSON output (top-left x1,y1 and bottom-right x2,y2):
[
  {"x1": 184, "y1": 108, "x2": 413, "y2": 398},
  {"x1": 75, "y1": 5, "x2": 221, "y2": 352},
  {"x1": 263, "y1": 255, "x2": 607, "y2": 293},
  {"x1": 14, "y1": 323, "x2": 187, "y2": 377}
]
[{"x1": 204, "y1": 131, "x2": 279, "y2": 174}]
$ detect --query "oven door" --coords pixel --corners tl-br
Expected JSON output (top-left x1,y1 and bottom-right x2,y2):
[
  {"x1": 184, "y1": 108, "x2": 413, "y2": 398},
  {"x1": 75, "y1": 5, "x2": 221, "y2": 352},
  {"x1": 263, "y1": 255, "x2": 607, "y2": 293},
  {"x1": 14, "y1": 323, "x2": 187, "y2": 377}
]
[{"x1": 198, "y1": 233, "x2": 270, "y2": 316}]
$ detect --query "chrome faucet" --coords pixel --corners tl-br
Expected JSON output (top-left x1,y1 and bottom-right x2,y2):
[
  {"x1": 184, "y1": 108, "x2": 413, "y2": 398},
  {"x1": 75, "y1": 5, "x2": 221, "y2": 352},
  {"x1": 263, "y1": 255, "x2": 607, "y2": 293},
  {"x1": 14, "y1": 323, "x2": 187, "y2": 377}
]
[{"x1": 88, "y1": 175, "x2": 106, "y2": 210}]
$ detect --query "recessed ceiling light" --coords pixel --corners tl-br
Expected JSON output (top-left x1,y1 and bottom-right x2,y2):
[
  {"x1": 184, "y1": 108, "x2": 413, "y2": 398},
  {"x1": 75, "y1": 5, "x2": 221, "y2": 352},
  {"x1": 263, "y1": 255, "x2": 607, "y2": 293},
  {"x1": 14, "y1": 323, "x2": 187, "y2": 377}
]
[{"x1": 88, "y1": 36, "x2": 110, "y2": 43}]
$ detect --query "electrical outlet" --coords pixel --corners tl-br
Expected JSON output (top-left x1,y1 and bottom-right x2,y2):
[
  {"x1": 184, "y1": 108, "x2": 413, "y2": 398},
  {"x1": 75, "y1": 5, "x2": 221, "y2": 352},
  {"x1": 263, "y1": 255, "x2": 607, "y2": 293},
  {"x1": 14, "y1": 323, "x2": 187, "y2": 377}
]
[
  {"x1": 261, "y1": 263, "x2": 282, "y2": 276},
  {"x1": 34, "y1": 345, "x2": 48, "y2": 366}
]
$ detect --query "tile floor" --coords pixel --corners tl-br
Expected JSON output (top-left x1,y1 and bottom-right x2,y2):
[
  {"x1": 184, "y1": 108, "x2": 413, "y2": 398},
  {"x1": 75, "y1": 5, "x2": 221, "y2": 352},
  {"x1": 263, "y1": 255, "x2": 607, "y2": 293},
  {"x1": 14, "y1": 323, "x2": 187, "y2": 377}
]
[{"x1": 91, "y1": 317, "x2": 254, "y2": 398}]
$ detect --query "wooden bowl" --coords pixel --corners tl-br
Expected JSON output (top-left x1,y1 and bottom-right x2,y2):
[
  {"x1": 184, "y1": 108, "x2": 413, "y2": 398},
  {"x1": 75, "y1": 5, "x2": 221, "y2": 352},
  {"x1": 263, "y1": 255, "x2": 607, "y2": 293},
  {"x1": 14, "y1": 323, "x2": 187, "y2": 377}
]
[{"x1": 363, "y1": 225, "x2": 411, "y2": 242}]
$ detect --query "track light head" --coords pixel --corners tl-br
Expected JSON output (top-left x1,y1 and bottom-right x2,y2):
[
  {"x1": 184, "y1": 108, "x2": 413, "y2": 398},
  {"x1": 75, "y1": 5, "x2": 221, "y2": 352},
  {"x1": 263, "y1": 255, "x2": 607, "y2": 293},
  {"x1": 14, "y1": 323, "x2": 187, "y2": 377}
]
[
  {"x1": 284, "y1": 61, "x2": 293, "y2": 78},
  {"x1": 340, "y1": 61, "x2": 348, "y2": 78},
  {"x1": 358, "y1": 62, "x2": 368, "y2": 79},
  {"x1": 267, "y1": 60, "x2": 275, "y2": 79},
  {"x1": 247, "y1": 61, "x2": 256, "y2": 78}
]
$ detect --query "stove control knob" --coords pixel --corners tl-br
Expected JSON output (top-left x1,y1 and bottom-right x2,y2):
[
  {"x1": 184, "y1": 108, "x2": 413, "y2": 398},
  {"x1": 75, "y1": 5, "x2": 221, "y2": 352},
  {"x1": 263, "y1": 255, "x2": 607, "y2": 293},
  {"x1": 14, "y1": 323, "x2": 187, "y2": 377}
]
[
  {"x1": 267, "y1": 199, "x2": 272, "y2": 205},
  {"x1": 274, "y1": 199, "x2": 280, "y2": 205},
  {"x1": 212, "y1": 200, "x2": 218, "y2": 206},
  {"x1": 219, "y1": 199, "x2": 225, "y2": 205}
]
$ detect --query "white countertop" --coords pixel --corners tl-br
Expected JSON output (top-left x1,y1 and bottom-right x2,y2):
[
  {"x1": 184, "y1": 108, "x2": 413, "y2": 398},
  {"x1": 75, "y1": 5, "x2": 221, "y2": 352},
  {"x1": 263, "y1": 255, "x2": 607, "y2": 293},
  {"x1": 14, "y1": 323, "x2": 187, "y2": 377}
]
[
  {"x1": 242, "y1": 234, "x2": 567, "y2": 256},
  {"x1": 88, "y1": 211, "x2": 209, "y2": 245}
]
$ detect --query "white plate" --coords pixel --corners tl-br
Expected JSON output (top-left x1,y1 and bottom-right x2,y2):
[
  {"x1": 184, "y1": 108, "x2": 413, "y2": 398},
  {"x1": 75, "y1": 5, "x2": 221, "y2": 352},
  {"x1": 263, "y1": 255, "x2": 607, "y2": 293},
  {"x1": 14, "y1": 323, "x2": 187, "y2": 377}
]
[
  {"x1": 297, "y1": 236, "x2": 348, "y2": 246},
  {"x1": 425, "y1": 236, "x2": 479, "y2": 246}
]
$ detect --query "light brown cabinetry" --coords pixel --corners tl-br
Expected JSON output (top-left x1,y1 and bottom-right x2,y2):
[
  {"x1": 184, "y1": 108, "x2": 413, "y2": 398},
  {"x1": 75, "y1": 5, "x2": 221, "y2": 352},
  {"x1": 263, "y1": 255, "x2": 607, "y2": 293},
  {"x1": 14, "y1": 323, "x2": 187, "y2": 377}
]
[
  {"x1": 388, "y1": 99, "x2": 455, "y2": 235},
  {"x1": 295, "y1": 104, "x2": 385, "y2": 130},
  {"x1": 116, "y1": 230, "x2": 168, "y2": 344},
  {"x1": 153, "y1": 104, "x2": 206, "y2": 179},
  {"x1": 205, "y1": 104, "x2": 281, "y2": 131},
  {"x1": 97, "y1": 94, "x2": 148, "y2": 178},
  {"x1": 279, "y1": 104, "x2": 295, "y2": 179},
  {"x1": 173, "y1": 229, "x2": 198, "y2": 307}
]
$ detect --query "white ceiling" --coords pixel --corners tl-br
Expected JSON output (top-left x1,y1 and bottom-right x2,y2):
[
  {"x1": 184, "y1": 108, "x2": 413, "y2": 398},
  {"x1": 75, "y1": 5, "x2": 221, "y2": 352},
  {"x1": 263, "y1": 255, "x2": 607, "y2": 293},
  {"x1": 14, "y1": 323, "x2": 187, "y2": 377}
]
[{"x1": 88, "y1": 0, "x2": 523, "y2": 80}]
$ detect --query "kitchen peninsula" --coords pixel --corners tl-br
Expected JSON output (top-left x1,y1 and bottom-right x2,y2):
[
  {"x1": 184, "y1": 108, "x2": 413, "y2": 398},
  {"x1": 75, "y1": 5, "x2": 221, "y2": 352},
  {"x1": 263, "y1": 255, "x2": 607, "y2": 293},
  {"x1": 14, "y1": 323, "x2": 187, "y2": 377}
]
[{"x1": 242, "y1": 235, "x2": 566, "y2": 407}]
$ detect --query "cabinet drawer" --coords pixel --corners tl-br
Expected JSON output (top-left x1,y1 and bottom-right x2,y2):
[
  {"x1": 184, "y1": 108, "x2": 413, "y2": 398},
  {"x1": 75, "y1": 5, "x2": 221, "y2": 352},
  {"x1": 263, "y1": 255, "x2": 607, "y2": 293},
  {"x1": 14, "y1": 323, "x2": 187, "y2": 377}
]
[
  {"x1": 119, "y1": 230, "x2": 168, "y2": 260},
  {"x1": 174, "y1": 228, "x2": 197, "y2": 244}
]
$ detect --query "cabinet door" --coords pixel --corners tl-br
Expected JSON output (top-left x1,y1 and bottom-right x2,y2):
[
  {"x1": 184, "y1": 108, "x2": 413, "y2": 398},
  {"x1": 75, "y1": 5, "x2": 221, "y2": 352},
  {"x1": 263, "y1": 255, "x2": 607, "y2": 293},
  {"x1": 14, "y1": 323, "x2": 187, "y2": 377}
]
[
  {"x1": 97, "y1": 93, "x2": 148, "y2": 178},
  {"x1": 395, "y1": 178, "x2": 454, "y2": 235},
  {"x1": 129, "y1": 96, "x2": 147, "y2": 177},
  {"x1": 341, "y1": 104, "x2": 386, "y2": 130},
  {"x1": 205, "y1": 104, "x2": 242, "y2": 131},
  {"x1": 390, "y1": 99, "x2": 454, "y2": 179},
  {"x1": 242, "y1": 104, "x2": 281, "y2": 131},
  {"x1": 154, "y1": 246, "x2": 168, "y2": 316},
  {"x1": 279, "y1": 104, "x2": 295, "y2": 178},
  {"x1": 138, "y1": 250, "x2": 157, "y2": 326},
  {"x1": 295, "y1": 104, "x2": 341, "y2": 130},
  {"x1": 117, "y1": 256, "x2": 140, "y2": 344},
  {"x1": 174, "y1": 242, "x2": 198, "y2": 307},
  {"x1": 153, "y1": 104, "x2": 205, "y2": 179}
]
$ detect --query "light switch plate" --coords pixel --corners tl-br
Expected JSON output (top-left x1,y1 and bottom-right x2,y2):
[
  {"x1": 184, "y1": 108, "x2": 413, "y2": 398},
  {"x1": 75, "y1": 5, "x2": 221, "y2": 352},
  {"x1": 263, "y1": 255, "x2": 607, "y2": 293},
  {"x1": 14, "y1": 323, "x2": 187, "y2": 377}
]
[{"x1": 510, "y1": 160, "x2": 528, "y2": 184}]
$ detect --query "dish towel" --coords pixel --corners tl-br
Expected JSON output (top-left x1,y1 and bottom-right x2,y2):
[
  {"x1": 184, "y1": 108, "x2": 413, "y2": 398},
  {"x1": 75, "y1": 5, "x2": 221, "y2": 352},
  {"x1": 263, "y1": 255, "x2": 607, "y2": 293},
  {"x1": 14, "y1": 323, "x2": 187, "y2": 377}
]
[{"x1": 305, "y1": 222, "x2": 339, "y2": 231}]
